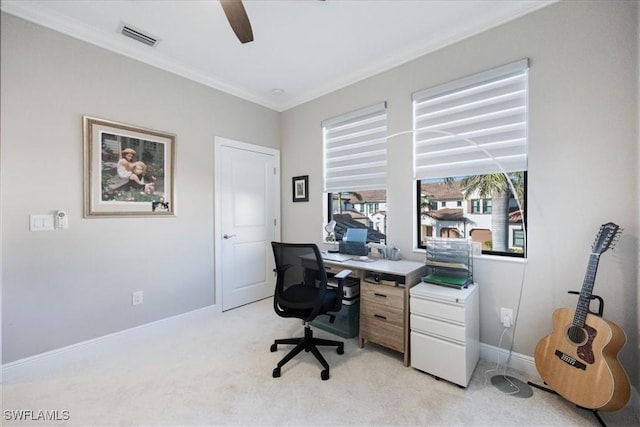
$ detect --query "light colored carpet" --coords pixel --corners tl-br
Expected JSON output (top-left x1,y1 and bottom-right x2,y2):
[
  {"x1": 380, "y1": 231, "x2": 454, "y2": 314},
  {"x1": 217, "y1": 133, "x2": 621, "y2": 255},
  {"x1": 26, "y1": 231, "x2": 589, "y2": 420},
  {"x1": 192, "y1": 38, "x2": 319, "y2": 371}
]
[{"x1": 2, "y1": 298, "x2": 638, "y2": 426}]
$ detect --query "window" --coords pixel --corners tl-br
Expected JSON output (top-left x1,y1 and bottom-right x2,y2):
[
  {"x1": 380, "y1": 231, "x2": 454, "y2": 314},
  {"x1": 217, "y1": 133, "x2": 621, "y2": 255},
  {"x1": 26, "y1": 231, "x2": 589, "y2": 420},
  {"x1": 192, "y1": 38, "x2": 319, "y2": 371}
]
[
  {"x1": 413, "y1": 59, "x2": 528, "y2": 257},
  {"x1": 470, "y1": 198, "x2": 492, "y2": 214},
  {"x1": 513, "y1": 229, "x2": 525, "y2": 248},
  {"x1": 327, "y1": 190, "x2": 387, "y2": 242},
  {"x1": 417, "y1": 174, "x2": 526, "y2": 255},
  {"x1": 483, "y1": 199, "x2": 492, "y2": 214},
  {"x1": 323, "y1": 103, "x2": 387, "y2": 243}
]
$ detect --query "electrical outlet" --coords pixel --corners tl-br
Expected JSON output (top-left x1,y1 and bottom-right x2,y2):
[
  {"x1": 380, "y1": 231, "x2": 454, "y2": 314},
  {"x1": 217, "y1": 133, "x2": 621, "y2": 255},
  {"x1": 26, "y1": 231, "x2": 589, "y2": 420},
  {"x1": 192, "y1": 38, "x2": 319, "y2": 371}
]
[
  {"x1": 132, "y1": 291, "x2": 144, "y2": 306},
  {"x1": 500, "y1": 308, "x2": 513, "y2": 328}
]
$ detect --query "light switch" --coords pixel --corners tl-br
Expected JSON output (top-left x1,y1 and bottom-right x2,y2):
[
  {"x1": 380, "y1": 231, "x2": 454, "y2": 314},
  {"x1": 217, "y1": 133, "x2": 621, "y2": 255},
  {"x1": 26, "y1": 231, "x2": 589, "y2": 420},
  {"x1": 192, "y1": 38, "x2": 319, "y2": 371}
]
[{"x1": 30, "y1": 214, "x2": 54, "y2": 231}]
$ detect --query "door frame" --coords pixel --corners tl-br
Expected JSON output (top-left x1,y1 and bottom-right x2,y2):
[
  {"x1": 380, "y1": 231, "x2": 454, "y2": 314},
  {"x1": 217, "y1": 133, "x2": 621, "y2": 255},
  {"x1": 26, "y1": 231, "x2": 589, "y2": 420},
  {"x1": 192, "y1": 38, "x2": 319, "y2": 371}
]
[{"x1": 214, "y1": 137, "x2": 281, "y2": 313}]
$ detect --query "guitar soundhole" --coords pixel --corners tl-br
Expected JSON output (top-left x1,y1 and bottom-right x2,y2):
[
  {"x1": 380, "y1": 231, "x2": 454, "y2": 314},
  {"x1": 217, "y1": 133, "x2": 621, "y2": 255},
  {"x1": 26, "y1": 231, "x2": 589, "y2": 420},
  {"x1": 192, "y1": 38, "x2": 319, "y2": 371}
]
[{"x1": 567, "y1": 326, "x2": 586, "y2": 345}]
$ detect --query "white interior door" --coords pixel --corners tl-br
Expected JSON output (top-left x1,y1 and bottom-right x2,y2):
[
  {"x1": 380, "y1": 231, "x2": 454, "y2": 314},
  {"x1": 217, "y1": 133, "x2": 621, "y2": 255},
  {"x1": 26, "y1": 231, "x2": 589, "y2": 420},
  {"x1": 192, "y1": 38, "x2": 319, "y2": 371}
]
[{"x1": 215, "y1": 137, "x2": 280, "y2": 311}]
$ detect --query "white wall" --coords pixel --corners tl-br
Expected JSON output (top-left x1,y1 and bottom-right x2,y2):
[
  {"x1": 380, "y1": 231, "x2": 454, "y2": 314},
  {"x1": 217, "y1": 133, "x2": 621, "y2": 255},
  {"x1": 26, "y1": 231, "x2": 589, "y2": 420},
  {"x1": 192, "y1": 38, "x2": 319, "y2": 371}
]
[
  {"x1": 280, "y1": 0, "x2": 639, "y2": 387},
  {"x1": 0, "y1": 13, "x2": 280, "y2": 363}
]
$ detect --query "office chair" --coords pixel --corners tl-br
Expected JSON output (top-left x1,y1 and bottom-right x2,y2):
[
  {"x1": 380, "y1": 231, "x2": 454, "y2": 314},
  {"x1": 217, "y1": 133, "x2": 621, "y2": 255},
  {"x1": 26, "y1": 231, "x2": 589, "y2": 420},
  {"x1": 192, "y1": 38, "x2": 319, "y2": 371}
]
[{"x1": 270, "y1": 242, "x2": 351, "y2": 380}]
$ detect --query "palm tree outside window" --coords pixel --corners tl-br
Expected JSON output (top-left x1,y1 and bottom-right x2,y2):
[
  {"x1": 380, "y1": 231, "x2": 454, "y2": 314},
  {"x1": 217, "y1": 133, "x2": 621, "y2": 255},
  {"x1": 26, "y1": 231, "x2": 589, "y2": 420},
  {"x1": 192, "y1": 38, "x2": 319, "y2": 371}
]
[{"x1": 417, "y1": 172, "x2": 526, "y2": 256}]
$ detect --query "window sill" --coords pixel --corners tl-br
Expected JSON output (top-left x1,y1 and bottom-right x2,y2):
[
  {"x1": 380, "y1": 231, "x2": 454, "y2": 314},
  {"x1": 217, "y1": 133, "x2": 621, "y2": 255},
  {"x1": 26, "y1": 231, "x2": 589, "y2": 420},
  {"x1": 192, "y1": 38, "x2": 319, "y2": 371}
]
[
  {"x1": 412, "y1": 248, "x2": 527, "y2": 264},
  {"x1": 472, "y1": 253, "x2": 527, "y2": 264}
]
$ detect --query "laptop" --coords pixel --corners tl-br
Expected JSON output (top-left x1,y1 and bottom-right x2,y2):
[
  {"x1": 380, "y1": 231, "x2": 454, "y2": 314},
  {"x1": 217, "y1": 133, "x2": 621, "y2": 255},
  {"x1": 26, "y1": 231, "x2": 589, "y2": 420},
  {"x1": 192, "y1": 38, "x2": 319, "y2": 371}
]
[{"x1": 322, "y1": 252, "x2": 353, "y2": 262}]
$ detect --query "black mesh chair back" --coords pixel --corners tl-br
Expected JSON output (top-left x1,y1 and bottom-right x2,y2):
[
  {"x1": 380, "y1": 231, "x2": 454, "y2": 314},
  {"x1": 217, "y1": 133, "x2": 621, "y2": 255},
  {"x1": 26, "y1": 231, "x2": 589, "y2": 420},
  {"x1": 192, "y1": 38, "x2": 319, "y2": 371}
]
[
  {"x1": 270, "y1": 242, "x2": 350, "y2": 380},
  {"x1": 271, "y1": 242, "x2": 339, "y2": 322}
]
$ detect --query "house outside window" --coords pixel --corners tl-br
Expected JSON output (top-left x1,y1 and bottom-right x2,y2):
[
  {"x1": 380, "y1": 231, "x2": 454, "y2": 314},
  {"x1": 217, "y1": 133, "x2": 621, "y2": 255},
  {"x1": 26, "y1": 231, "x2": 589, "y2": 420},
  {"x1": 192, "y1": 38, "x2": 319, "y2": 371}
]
[
  {"x1": 417, "y1": 175, "x2": 526, "y2": 254},
  {"x1": 327, "y1": 190, "x2": 387, "y2": 242}
]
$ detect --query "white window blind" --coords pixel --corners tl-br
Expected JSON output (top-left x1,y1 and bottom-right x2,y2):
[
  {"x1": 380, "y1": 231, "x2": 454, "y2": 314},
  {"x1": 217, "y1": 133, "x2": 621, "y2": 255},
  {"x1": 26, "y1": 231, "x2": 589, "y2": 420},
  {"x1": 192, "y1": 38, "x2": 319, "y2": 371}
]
[
  {"x1": 323, "y1": 102, "x2": 387, "y2": 192},
  {"x1": 413, "y1": 59, "x2": 529, "y2": 180}
]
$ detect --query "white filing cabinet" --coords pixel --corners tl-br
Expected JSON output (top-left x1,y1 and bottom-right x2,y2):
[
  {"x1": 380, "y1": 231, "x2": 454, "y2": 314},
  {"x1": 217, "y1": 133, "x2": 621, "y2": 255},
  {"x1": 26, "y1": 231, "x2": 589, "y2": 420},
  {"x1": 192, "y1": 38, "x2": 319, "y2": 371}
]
[{"x1": 410, "y1": 282, "x2": 479, "y2": 387}]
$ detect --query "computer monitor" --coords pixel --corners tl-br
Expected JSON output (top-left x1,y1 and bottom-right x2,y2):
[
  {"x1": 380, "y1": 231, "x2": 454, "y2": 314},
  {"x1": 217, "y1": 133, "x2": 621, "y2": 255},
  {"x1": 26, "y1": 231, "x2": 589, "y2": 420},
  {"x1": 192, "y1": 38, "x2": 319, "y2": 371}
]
[
  {"x1": 344, "y1": 228, "x2": 367, "y2": 243},
  {"x1": 340, "y1": 228, "x2": 368, "y2": 255}
]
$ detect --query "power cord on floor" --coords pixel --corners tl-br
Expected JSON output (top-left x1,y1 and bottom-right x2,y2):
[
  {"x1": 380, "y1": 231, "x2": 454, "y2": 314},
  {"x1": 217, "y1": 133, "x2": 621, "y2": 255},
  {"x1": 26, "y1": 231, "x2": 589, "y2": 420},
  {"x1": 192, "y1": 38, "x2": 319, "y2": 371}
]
[{"x1": 484, "y1": 325, "x2": 521, "y2": 395}]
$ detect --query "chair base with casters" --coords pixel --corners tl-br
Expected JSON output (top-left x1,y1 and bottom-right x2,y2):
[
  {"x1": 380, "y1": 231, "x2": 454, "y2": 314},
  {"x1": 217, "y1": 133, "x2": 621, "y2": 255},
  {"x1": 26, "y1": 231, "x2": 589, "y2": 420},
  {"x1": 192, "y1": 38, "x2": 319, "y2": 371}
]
[
  {"x1": 270, "y1": 242, "x2": 351, "y2": 381},
  {"x1": 271, "y1": 321, "x2": 344, "y2": 380}
]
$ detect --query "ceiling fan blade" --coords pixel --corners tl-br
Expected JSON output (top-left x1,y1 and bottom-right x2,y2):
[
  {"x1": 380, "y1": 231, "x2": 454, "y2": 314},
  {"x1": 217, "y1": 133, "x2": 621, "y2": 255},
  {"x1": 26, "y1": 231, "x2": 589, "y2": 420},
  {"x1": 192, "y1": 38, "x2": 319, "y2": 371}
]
[{"x1": 220, "y1": 0, "x2": 254, "y2": 44}]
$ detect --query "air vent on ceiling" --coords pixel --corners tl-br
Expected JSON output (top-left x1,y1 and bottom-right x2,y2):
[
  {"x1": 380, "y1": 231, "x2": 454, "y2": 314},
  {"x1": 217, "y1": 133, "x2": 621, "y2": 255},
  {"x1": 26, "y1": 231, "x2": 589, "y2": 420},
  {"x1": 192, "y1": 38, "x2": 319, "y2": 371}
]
[{"x1": 119, "y1": 23, "x2": 159, "y2": 47}]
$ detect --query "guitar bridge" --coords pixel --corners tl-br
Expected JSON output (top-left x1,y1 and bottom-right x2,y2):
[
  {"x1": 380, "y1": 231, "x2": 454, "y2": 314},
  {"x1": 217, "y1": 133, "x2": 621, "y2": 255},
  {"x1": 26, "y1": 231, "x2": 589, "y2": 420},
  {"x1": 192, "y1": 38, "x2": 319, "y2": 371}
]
[{"x1": 554, "y1": 350, "x2": 586, "y2": 370}]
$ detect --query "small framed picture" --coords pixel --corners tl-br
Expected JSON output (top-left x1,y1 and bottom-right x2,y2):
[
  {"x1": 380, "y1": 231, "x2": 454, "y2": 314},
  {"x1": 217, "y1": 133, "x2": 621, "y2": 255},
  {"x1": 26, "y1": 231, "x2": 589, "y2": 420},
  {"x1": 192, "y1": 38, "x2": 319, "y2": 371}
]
[{"x1": 292, "y1": 175, "x2": 309, "y2": 202}]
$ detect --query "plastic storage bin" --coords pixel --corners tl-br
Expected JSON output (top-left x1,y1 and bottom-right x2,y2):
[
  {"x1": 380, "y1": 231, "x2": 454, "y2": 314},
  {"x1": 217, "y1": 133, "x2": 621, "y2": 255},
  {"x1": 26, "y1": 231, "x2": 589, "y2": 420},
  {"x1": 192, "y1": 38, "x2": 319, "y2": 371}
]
[{"x1": 311, "y1": 300, "x2": 360, "y2": 338}]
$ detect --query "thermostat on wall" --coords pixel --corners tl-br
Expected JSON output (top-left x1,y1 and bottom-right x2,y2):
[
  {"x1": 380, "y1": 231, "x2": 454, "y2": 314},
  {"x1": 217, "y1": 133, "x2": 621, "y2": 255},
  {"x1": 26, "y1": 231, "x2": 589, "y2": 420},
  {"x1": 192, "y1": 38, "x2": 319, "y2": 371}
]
[{"x1": 55, "y1": 210, "x2": 68, "y2": 229}]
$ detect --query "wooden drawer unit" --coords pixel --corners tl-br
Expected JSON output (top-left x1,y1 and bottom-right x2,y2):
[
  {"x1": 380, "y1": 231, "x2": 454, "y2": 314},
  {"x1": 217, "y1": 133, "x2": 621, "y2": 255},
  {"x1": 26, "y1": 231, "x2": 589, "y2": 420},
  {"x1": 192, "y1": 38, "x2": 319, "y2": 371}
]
[
  {"x1": 361, "y1": 301, "x2": 403, "y2": 328},
  {"x1": 361, "y1": 281, "x2": 404, "y2": 308},
  {"x1": 319, "y1": 257, "x2": 426, "y2": 366},
  {"x1": 359, "y1": 281, "x2": 405, "y2": 354},
  {"x1": 360, "y1": 315, "x2": 403, "y2": 352}
]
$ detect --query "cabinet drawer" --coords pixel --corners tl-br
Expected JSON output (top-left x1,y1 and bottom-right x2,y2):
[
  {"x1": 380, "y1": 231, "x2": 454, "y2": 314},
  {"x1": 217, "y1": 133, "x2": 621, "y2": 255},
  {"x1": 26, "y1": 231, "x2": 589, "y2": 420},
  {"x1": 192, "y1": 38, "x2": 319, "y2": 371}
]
[
  {"x1": 410, "y1": 314, "x2": 465, "y2": 343},
  {"x1": 410, "y1": 331, "x2": 469, "y2": 386},
  {"x1": 361, "y1": 316, "x2": 403, "y2": 352},
  {"x1": 411, "y1": 297, "x2": 465, "y2": 323},
  {"x1": 361, "y1": 302, "x2": 403, "y2": 328},
  {"x1": 361, "y1": 282, "x2": 403, "y2": 309}
]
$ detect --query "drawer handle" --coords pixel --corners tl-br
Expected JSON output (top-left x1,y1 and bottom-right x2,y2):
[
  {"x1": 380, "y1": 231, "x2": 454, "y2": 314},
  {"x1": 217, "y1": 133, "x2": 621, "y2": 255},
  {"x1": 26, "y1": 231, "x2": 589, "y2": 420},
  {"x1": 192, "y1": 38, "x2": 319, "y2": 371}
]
[
  {"x1": 373, "y1": 293, "x2": 387, "y2": 298},
  {"x1": 374, "y1": 314, "x2": 387, "y2": 320}
]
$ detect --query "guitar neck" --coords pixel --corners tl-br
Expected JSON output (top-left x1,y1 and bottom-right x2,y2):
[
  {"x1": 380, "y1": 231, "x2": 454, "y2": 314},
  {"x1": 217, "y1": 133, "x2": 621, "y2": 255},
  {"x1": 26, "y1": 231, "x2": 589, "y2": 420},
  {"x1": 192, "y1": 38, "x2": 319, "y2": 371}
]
[{"x1": 573, "y1": 253, "x2": 600, "y2": 327}]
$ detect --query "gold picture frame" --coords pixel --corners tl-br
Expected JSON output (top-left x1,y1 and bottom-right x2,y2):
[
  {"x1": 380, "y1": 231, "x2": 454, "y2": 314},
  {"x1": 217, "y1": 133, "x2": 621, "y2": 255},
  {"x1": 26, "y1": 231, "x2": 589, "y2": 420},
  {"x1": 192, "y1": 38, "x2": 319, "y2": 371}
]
[{"x1": 83, "y1": 116, "x2": 176, "y2": 217}]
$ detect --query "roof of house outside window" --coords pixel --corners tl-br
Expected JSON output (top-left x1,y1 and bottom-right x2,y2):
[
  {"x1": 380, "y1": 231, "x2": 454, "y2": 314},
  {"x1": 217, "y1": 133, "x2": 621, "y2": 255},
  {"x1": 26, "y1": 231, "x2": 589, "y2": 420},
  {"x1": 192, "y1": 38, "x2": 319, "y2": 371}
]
[
  {"x1": 334, "y1": 189, "x2": 387, "y2": 203},
  {"x1": 332, "y1": 213, "x2": 386, "y2": 242},
  {"x1": 420, "y1": 181, "x2": 463, "y2": 200},
  {"x1": 341, "y1": 209, "x2": 367, "y2": 219},
  {"x1": 424, "y1": 208, "x2": 466, "y2": 221},
  {"x1": 509, "y1": 210, "x2": 524, "y2": 224}
]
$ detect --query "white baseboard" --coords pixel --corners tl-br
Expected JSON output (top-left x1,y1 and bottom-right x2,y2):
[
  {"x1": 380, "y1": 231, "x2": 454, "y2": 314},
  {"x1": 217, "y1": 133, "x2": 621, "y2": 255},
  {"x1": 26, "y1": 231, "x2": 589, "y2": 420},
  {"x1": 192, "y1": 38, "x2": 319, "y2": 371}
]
[
  {"x1": 479, "y1": 342, "x2": 541, "y2": 382},
  {"x1": 2, "y1": 304, "x2": 218, "y2": 379}
]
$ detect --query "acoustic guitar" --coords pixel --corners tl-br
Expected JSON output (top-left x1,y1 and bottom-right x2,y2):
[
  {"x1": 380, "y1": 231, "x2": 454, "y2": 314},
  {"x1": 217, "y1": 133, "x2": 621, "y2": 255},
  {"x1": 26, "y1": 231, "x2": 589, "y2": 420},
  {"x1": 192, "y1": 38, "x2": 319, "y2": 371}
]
[{"x1": 534, "y1": 222, "x2": 630, "y2": 412}]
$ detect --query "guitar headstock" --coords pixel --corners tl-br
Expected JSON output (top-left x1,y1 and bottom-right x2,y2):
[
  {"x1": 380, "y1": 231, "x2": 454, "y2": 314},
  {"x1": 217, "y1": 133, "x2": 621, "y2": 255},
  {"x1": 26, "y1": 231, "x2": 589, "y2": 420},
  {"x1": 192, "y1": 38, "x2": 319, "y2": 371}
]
[{"x1": 592, "y1": 222, "x2": 622, "y2": 255}]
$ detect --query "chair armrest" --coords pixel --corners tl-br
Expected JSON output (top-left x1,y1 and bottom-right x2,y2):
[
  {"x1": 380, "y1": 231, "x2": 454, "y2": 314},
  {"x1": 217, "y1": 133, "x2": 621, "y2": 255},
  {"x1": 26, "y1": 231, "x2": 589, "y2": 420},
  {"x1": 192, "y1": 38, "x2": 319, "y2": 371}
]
[
  {"x1": 328, "y1": 269, "x2": 352, "y2": 313},
  {"x1": 333, "y1": 269, "x2": 352, "y2": 279}
]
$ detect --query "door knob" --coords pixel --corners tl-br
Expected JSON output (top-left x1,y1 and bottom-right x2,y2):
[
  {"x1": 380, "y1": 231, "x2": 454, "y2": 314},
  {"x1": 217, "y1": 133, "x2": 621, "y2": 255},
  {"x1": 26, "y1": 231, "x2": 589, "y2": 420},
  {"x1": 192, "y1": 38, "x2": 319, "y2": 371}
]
[{"x1": 223, "y1": 233, "x2": 236, "y2": 239}]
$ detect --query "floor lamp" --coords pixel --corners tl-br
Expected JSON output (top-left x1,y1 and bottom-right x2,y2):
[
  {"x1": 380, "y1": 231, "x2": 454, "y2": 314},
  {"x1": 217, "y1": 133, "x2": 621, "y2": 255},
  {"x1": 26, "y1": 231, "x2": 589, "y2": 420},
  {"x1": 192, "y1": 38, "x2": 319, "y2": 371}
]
[{"x1": 388, "y1": 128, "x2": 532, "y2": 397}]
